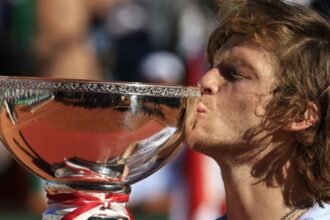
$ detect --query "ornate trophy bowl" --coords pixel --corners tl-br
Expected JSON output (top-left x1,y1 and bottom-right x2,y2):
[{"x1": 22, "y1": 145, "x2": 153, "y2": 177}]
[{"x1": 0, "y1": 76, "x2": 200, "y2": 220}]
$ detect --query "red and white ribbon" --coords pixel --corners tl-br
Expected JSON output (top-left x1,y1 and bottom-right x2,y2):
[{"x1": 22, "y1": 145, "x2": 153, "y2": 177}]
[
  {"x1": 48, "y1": 160, "x2": 132, "y2": 219},
  {"x1": 47, "y1": 192, "x2": 134, "y2": 220}
]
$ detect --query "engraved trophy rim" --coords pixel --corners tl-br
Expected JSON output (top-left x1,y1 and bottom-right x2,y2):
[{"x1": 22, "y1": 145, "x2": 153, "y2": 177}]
[{"x1": 0, "y1": 75, "x2": 201, "y2": 97}]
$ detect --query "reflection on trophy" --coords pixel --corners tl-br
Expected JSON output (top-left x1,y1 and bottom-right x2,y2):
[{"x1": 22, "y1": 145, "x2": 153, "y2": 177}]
[{"x1": 0, "y1": 76, "x2": 199, "y2": 220}]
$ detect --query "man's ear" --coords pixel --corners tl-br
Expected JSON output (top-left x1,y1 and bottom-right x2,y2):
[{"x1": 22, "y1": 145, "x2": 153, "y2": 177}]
[{"x1": 284, "y1": 102, "x2": 319, "y2": 131}]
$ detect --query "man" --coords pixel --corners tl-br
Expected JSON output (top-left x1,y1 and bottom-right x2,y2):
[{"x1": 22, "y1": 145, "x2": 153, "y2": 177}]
[{"x1": 185, "y1": 0, "x2": 330, "y2": 219}]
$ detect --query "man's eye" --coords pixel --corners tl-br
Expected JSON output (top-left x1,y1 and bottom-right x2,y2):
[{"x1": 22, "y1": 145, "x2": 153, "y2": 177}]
[{"x1": 217, "y1": 64, "x2": 244, "y2": 81}]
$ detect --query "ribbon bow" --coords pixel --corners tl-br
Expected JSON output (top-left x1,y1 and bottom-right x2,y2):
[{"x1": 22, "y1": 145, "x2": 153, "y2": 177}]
[{"x1": 47, "y1": 192, "x2": 134, "y2": 220}]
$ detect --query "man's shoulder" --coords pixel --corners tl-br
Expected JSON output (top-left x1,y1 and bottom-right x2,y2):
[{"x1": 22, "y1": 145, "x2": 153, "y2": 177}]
[
  {"x1": 299, "y1": 202, "x2": 330, "y2": 220},
  {"x1": 216, "y1": 204, "x2": 330, "y2": 220}
]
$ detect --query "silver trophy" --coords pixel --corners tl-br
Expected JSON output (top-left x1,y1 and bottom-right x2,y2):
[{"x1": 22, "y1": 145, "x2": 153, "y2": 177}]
[{"x1": 0, "y1": 76, "x2": 199, "y2": 220}]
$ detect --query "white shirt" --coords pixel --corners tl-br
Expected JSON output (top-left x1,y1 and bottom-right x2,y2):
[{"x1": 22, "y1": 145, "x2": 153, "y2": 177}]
[
  {"x1": 216, "y1": 202, "x2": 330, "y2": 220},
  {"x1": 299, "y1": 202, "x2": 330, "y2": 220}
]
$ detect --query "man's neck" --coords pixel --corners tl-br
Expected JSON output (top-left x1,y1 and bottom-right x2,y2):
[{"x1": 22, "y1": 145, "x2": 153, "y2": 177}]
[
  {"x1": 214, "y1": 145, "x2": 309, "y2": 220},
  {"x1": 221, "y1": 164, "x2": 291, "y2": 220}
]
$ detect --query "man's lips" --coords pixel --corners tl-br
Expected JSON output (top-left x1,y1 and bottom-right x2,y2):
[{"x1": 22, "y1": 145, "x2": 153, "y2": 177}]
[{"x1": 197, "y1": 102, "x2": 207, "y2": 114}]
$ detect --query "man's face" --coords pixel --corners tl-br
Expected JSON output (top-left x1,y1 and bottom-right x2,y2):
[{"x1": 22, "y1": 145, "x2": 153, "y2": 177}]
[{"x1": 186, "y1": 35, "x2": 279, "y2": 155}]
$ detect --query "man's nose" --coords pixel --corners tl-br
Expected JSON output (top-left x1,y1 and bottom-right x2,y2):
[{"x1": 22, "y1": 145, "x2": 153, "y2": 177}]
[{"x1": 197, "y1": 68, "x2": 221, "y2": 95}]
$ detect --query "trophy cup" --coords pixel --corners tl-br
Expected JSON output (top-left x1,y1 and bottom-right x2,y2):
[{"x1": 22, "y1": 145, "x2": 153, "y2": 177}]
[{"x1": 0, "y1": 76, "x2": 200, "y2": 220}]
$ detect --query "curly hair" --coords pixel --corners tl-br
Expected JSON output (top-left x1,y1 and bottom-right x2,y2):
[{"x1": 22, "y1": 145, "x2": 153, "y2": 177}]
[{"x1": 207, "y1": 0, "x2": 330, "y2": 204}]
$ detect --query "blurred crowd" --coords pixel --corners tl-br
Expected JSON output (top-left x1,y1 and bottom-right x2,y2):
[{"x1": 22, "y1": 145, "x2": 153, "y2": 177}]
[
  {"x1": 0, "y1": 0, "x2": 329, "y2": 219},
  {"x1": 0, "y1": 0, "x2": 217, "y2": 81}
]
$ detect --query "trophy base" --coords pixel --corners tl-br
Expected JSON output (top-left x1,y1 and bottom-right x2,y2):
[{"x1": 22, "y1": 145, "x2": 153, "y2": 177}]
[
  {"x1": 42, "y1": 214, "x2": 128, "y2": 220},
  {"x1": 43, "y1": 181, "x2": 132, "y2": 220},
  {"x1": 42, "y1": 213, "x2": 129, "y2": 220}
]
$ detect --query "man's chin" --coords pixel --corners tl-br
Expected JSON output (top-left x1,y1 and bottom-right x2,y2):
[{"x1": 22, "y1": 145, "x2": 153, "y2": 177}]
[
  {"x1": 184, "y1": 131, "x2": 207, "y2": 153},
  {"x1": 184, "y1": 126, "x2": 215, "y2": 153}
]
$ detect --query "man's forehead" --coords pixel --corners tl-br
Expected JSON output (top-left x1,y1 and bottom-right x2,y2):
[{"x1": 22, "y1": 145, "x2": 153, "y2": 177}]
[
  {"x1": 217, "y1": 35, "x2": 276, "y2": 60},
  {"x1": 216, "y1": 35, "x2": 265, "y2": 56}
]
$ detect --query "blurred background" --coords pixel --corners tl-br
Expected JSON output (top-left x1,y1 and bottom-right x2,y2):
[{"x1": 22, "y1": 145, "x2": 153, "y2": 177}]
[{"x1": 0, "y1": 0, "x2": 328, "y2": 219}]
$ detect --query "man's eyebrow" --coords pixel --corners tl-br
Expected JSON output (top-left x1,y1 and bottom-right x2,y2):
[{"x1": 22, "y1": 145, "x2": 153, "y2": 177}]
[
  {"x1": 226, "y1": 56, "x2": 256, "y2": 70},
  {"x1": 211, "y1": 49, "x2": 228, "y2": 66},
  {"x1": 213, "y1": 50, "x2": 259, "y2": 78}
]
